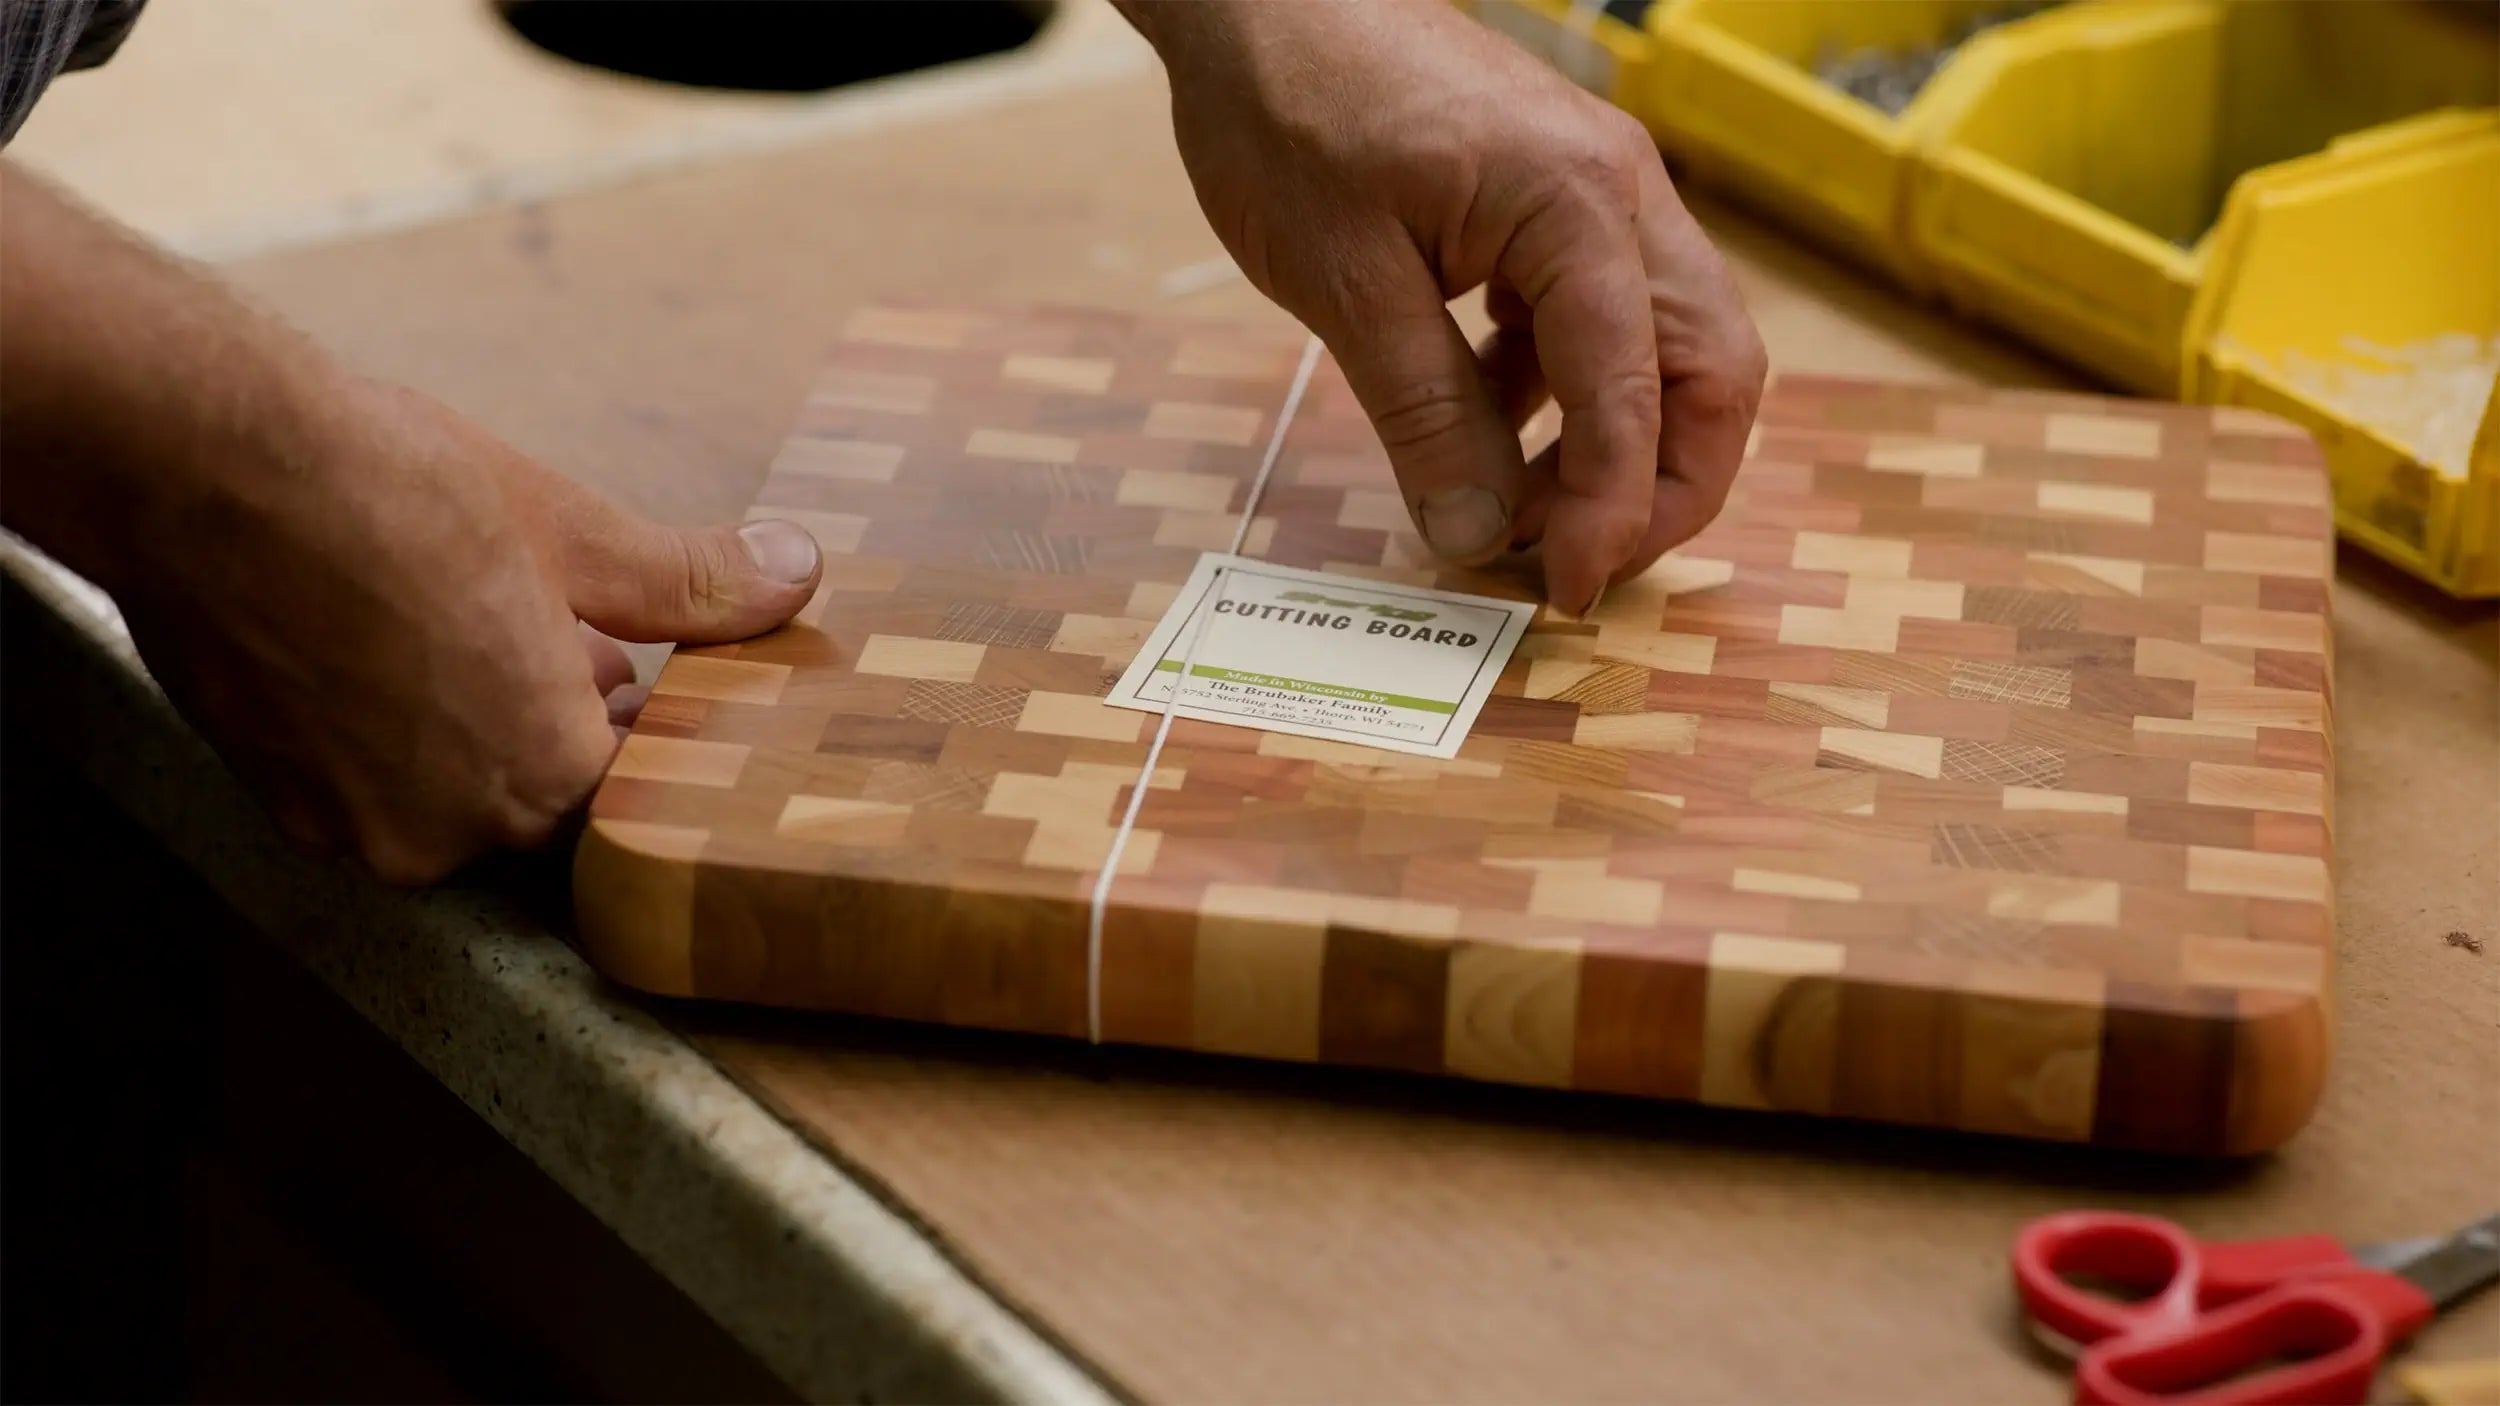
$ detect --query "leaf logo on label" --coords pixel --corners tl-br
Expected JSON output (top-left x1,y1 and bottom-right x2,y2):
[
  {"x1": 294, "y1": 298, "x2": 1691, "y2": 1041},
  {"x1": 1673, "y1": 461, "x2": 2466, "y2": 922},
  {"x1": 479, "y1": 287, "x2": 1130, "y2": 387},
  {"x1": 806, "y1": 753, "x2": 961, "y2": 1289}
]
[{"x1": 1278, "y1": 589, "x2": 1435, "y2": 623}]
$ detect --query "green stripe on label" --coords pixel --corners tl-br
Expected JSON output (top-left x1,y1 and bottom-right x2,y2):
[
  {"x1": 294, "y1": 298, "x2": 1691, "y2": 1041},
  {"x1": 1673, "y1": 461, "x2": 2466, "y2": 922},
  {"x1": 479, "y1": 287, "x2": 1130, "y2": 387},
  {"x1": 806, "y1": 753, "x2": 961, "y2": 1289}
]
[{"x1": 1152, "y1": 660, "x2": 1458, "y2": 714}]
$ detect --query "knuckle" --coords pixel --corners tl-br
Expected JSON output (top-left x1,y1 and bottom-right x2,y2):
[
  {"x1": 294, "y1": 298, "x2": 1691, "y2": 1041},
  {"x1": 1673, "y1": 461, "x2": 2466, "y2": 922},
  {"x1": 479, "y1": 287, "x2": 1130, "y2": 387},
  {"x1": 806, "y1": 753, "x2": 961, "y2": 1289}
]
[
  {"x1": 1731, "y1": 327, "x2": 1772, "y2": 399},
  {"x1": 1586, "y1": 499, "x2": 1651, "y2": 561},
  {"x1": 1560, "y1": 363, "x2": 1665, "y2": 430},
  {"x1": 1607, "y1": 364, "x2": 1668, "y2": 421},
  {"x1": 491, "y1": 715, "x2": 614, "y2": 851},
  {"x1": 487, "y1": 795, "x2": 566, "y2": 852},
  {"x1": 1595, "y1": 106, "x2": 1656, "y2": 169},
  {"x1": 667, "y1": 530, "x2": 743, "y2": 622},
  {"x1": 485, "y1": 794, "x2": 566, "y2": 856},
  {"x1": 1691, "y1": 364, "x2": 1761, "y2": 426},
  {"x1": 1544, "y1": 110, "x2": 1648, "y2": 209},
  {"x1": 1302, "y1": 242, "x2": 1420, "y2": 341},
  {"x1": 1365, "y1": 375, "x2": 1481, "y2": 456}
]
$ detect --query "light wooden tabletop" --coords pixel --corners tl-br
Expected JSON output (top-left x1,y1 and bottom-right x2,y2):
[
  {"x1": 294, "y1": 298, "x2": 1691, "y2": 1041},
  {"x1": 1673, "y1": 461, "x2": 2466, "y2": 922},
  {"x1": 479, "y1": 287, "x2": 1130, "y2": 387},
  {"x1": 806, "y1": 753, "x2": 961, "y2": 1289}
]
[{"x1": 9, "y1": 18, "x2": 2495, "y2": 1403}]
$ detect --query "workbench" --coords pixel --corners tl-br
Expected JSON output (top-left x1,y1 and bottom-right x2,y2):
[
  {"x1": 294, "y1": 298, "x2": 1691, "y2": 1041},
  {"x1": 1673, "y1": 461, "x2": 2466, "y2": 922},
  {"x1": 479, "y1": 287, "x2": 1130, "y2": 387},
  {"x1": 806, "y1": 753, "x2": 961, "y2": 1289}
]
[{"x1": 5, "y1": 36, "x2": 2494, "y2": 1406}]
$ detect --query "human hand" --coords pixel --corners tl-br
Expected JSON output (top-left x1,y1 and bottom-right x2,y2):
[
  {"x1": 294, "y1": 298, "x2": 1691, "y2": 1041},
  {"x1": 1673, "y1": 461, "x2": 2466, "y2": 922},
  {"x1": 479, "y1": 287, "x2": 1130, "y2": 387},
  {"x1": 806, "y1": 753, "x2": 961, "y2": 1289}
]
[
  {"x1": 110, "y1": 376, "x2": 824, "y2": 883},
  {"x1": 1122, "y1": 0, "x2": 1766, "y2": 613},
  {"x1": 0, "y1": 161, "x2": 821, "y2": 883}
]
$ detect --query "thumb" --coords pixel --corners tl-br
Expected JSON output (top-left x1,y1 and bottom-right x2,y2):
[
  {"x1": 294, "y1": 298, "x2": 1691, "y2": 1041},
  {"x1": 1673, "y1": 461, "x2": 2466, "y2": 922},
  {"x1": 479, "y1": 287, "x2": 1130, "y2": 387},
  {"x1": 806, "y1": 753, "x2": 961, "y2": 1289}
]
[
  {"x1": 1313, "y1": 252, "x2": 1528, "y2": 566},
  {"x1": 567, "y1": 514, "x2": 823, "y2": 645}
]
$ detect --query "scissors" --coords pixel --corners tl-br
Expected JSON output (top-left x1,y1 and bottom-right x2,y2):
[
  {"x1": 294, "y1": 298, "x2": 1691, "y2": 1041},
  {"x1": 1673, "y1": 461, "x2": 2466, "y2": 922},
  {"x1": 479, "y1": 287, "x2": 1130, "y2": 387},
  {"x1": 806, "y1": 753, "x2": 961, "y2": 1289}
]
[{"x1": 2012, "y1": 1209, "x2": 2500, "y2": 1406}]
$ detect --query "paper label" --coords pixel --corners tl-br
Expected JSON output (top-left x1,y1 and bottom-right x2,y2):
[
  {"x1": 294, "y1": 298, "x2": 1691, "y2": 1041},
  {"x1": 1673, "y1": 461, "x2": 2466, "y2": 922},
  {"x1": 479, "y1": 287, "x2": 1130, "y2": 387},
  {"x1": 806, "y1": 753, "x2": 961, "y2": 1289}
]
[{"x1": 1105, "y1": 555, "x2": 1535, "y2": 759}]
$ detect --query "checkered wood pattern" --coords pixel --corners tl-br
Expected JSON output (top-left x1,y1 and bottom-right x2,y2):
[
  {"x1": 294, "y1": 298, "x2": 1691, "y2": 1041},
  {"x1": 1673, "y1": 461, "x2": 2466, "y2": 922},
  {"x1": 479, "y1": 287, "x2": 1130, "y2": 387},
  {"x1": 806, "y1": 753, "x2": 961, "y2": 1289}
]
[{"x1": 576, "y1": 306, "x2": 2338, "y2": 1154}]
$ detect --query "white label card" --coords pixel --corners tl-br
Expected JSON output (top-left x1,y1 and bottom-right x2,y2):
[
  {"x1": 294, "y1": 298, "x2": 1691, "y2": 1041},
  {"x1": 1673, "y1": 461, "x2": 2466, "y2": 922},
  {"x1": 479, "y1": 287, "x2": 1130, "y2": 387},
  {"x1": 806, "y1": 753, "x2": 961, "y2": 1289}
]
[{"x1": 1105, "y1": 554, "x2": 1536, "y2": 759}]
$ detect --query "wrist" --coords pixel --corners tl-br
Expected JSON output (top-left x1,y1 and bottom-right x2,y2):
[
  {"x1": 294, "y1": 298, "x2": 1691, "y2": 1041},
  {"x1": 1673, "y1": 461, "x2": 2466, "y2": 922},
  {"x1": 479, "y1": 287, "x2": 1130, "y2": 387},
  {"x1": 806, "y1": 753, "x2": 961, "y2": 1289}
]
[
  {"x1": 1118, "y1": 0, "x2": 1454, "y2": 133},
  {"x1": 1114, "y1": 0, "x2": 1389, "y2": 82},
  {"x1": 1110, "y1": 0, "x2": 1245, "y2": 74},
  {"x1": 0, "y1": 165, "x2": 355, "y2": 599}
]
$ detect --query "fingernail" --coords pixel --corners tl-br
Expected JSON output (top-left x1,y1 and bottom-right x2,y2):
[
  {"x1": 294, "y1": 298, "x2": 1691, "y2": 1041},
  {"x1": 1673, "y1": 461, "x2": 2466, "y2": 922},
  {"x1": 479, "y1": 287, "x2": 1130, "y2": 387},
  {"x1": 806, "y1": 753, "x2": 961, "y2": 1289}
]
[
  {"x1": 1416, "y1": 487, "x2": 1510, "y2": 559},
  {"x1": 738, "y1": 519, "x2": 820, "y2": 585},
  {"x1": 1580, "y1": 583, "x2": 1608, "y2": 619}
]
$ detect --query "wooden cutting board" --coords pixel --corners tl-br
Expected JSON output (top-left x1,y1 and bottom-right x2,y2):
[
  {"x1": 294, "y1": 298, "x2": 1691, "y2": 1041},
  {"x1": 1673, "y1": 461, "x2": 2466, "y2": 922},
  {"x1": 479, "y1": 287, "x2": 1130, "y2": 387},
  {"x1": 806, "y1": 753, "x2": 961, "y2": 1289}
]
[{"x1": 575, "y1": 305, "x2": 2338, "y2": 1155}]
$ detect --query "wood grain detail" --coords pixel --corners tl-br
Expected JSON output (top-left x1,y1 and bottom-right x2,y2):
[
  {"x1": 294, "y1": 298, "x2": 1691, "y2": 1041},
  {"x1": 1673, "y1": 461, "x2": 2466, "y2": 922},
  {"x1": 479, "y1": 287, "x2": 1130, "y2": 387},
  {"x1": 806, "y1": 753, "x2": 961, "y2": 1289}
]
[
  {"x1": 1443, "y1": 941, "x2": 1581, "y2": 1088},
  {"x1": 1699, "y1": 933, "x2": 1843, "y2": 1112},
  {"x1": 574, "y1": 308, "x2": 2338, "y2": 1155},
  {"x1": 1320, "y1": 929, "x2": 1452, "y2": 1074},
  {"x1": 1192, "y1": 913, "x2": 1325, "y2": 1061}
]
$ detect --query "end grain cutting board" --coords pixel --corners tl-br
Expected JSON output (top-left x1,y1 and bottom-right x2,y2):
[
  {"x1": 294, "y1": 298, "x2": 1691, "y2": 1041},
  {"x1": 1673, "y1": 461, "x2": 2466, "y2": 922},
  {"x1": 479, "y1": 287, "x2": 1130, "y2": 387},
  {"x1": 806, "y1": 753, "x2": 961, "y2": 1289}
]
[{"x1": 576, "y1": 306, "x2": 2338, "y2": 1155}]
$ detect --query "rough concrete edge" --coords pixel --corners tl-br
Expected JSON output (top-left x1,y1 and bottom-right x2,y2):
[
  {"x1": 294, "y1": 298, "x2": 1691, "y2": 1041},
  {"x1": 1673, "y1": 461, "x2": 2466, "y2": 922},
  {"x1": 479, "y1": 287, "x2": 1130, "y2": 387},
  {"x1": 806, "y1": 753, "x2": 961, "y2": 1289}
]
[
  {"x1": 168, "y1": 1, "x2": 1158, "y2": 264},
  {"x1": 0, "y1": 536, "x2": 1118, "y2": 1406}
]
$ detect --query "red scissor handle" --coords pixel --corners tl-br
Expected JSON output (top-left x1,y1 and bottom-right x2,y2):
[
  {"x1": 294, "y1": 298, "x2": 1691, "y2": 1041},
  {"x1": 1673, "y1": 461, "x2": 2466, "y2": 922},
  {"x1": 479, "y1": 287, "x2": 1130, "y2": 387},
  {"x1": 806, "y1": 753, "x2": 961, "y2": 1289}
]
[
  {"x1": 2014, "y1": 1212, "x2": 2355, "y2": 1346},
  {"x1": 2074, "y1": 1270, "x2": 2437, "y2": 1406}
]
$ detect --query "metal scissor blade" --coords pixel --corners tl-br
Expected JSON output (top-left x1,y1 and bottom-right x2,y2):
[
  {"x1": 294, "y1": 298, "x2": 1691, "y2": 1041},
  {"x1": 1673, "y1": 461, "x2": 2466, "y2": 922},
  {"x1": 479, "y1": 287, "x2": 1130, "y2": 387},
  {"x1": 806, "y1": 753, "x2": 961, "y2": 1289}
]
[
  {"x1": 2391, "y1": 1212, "x2": 2500, "y2": 1311},
  {"x1": 2353, "y1": 1234, "x2": 2446, "y2": 1271}
]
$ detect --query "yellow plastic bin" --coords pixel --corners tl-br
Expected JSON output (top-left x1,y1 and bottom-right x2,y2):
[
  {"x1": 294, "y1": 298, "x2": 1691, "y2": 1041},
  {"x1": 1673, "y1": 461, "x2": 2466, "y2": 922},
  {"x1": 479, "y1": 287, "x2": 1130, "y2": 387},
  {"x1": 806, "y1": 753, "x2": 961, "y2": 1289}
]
[
  {"x1": 1462, "y1": 0, "x2": 1662, "y2": 110},
  {"x1": 2186, "y1": 115, "x2": 2500, "y2": 597},
  {"x1": 1910, "y1": 0, "x2": 2498, "y2": 396},
  {"x1": 1642, "y1": 0, "x2": 2076, "y2": 289}
]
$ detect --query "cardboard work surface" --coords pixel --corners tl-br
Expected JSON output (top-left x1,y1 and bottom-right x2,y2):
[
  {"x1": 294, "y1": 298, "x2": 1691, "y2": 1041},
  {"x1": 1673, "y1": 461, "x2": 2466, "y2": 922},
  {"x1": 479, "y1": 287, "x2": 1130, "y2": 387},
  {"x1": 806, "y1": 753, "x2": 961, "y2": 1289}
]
[
  {"x1": 215, "y1": 75, "x2": 2499, "y2": 1403},
  {"x1": 579, "y1": 305, "x2": 2342, "y2": 1156}
]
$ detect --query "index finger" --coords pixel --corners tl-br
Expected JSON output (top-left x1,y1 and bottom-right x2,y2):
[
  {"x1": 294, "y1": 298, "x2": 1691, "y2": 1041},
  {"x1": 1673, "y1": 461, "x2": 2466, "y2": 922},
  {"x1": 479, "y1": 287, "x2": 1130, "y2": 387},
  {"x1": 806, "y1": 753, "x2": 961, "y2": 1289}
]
[
  {"x1": 1618, "y1": 154, "x2": 1765, "y2": 571},
  {"x1": 1501, "y1": 194, "x2": 1662, "y2": 616}
]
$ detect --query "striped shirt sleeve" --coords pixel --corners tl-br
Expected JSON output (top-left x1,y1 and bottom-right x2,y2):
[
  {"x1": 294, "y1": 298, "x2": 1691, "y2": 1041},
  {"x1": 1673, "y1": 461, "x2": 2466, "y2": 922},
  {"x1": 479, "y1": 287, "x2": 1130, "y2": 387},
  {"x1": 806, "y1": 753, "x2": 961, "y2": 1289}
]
[{"x1": 2, "y1": 0, "x2": 148, "y2": 145}]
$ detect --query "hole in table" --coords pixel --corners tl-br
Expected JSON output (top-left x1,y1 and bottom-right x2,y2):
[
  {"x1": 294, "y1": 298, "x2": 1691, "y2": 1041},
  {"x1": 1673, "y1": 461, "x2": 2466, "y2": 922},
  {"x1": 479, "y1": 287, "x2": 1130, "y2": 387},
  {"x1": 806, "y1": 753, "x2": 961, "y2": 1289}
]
[{"x1": 493, "y1": 0, "x2": 1050, "y2": 94}]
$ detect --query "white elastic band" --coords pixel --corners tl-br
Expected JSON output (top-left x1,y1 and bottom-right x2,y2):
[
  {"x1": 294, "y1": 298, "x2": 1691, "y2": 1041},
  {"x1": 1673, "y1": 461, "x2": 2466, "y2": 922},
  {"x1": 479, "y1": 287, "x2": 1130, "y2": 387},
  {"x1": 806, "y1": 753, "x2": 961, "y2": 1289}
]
[{"x1": 1085, "y1": 333, "x2": 1325, "y2": 1044}]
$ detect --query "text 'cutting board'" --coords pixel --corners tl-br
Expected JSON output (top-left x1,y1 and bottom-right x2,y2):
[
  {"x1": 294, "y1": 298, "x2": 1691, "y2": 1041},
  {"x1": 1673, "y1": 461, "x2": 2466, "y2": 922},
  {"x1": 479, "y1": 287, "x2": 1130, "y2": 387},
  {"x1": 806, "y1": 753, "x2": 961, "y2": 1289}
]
[{"x1": 578, "y1": 306, "x2": 2337, "y2": 1155}]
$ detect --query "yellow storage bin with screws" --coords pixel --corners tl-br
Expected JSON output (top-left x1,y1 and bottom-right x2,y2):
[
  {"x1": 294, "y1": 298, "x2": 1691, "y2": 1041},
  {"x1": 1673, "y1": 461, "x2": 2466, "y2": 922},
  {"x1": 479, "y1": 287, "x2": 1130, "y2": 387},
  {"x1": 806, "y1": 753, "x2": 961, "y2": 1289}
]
[
  {"x1": 1910, "y1": 0, "x2": 2499, "y2": 397},
  {"x1": 1460, "y1": 0, "x2": 1661, "y2": 109},
  {"x1": 1642, "y1": 0, "x2": 2066, "y2": 290},
  {"x1": 2186, "y1": 114, "x2": 2500, "y2": 598}
]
